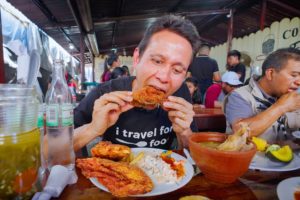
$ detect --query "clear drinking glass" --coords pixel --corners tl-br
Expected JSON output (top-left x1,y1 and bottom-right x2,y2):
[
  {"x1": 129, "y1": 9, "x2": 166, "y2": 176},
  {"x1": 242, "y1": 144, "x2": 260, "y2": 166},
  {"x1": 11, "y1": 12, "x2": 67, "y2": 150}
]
[{"x1": 0, "y1": 84, "x2": 40, "y2": 200}]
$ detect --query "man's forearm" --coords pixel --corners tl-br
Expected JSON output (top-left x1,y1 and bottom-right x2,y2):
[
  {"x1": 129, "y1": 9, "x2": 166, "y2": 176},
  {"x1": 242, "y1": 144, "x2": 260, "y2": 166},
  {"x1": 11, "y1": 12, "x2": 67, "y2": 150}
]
[
  {"x1": 73, "y1": 123, "x2": 104, "y2": 152},
  {"x1": 232, "y1": 102, "x2": 285, "y2": 136}
]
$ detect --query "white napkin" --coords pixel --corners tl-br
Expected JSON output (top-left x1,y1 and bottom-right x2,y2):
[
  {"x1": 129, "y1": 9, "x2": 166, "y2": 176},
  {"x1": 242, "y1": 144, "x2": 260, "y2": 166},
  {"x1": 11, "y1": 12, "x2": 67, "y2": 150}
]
[{"x1": 32, "y1": 165, "x2": 78, "y2": 200}]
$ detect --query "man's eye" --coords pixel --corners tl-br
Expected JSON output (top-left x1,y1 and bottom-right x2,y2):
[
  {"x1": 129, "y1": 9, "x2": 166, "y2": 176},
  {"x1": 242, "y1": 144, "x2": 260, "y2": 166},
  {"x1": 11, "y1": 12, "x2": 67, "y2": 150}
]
[
  {"x1": 173, "y1": 68, "x2": 183, "y2": 74},
  {"x1": 152, "y1": 58, "x2": 162, "y2": 64},
  {"x1": 291, "y1": 73, "x2": 299, "y2": 78}
]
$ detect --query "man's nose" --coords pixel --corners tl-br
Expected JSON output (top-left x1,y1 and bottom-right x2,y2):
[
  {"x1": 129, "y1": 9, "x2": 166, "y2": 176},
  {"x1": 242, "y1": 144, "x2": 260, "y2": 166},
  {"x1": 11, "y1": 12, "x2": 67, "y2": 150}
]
[
  {"x1": 295, "y1": 76, "x2": 300, "y2": 86},
  {"x1": 155, "y1": 66, "x2": 171, "y2": 83}
]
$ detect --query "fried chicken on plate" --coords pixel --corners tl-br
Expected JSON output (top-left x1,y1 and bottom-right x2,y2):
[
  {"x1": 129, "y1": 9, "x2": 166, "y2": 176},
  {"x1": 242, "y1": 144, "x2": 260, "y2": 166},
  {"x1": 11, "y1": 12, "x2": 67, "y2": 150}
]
[
  {"x1": 76, "y1": 157, "x2": 153, "y2": 197},
  {"x1": 132, "y1": 86, "x2": 166, "y2": 108},
  {"x1": 91, "y1": 141, "x2": 131, "y2": 161}
]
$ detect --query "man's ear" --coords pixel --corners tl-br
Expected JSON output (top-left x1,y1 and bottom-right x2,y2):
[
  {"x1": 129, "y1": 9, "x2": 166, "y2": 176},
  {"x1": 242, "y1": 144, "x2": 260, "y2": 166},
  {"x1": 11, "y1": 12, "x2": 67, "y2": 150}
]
[
  {"x1": 265, "y1": 68, "x2": 275, "y2": 80},
  {"x1": 132, "y1": 48, "x2": 140, "y2": 69}
]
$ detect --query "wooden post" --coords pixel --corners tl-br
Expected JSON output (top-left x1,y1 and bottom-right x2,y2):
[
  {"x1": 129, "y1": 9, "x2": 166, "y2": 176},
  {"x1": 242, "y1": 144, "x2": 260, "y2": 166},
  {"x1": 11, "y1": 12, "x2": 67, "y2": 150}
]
[
  {"x1": 0, "y1": 9, "x2": 5, "y2": 83},
  {"x1": 227, "y1": 9, "x2": 233, "y2": 53},
  {"x1": 260, "y1": 0, "x2": 267, "y2": 31}
]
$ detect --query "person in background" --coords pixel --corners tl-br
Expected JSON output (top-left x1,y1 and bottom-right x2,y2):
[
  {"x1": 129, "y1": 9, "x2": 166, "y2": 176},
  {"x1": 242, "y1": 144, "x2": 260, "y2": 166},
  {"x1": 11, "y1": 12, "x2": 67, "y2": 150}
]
[
  {"x1": 74, "y1": 15, "x2": 200, "y2": 151},
  {"x1": 213, "y1": 71, "x2": 242, "y2": 108},
  {"x1": 110, "y1": 67, "x2": 127, "y2": 80},
  {"x1": 205, "y1": 71, "x2": 242, "y2": 108},
  {"x1": 101, "y1": 53, "x2": 121, "y2": 82},
  {"x1": 122, "y1": 65, "x2": 130, "y2": 76},
  {"x1": 185, "y1": 77, "x2": 202, "y2": 105},
  {"x1": 225, "y1": 48, "x2": 300, "y2": 142},
  {"x1": 188, "y1": 43, "x2": 221, "y2": 102},
  {"x1": 226, "y1": 50, "x2": 246, "y2": 83},
  {"x1": 204, "y1": 81, "x2": 221, "y2": 108}
]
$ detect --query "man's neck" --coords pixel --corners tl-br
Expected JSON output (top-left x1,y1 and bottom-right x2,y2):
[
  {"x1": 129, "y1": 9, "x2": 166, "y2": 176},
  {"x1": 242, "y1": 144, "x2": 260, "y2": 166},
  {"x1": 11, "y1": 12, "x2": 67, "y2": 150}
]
[
  {"x1": 229, "y1": 62, "x2": 240, "y2": 67},
  {"x1": 258, "y1": 77, "x2": 274, "y2": 97},
  {"x1": 197, "y1": 54, "x2": 208, "y2": 57}
]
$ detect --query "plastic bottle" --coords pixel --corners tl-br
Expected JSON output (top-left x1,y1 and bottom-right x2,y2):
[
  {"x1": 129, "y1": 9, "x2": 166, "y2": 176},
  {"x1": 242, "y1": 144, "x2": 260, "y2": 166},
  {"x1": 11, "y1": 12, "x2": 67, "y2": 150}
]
[
  {"x1": 35, "y1": 83, "x2": 48, "y2": 187},
  {"x1": 45, "y1": 59, "x2": 77, "y2": 184}
]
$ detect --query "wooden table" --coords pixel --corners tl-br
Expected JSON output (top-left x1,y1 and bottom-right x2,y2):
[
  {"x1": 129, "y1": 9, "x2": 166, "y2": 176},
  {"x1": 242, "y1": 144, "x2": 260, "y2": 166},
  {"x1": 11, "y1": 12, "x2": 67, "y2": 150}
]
[
  {"x1": 55, "y1": 165, "x2": 300, "y2": 200},
  {"x1": 193, "y1": 107, "x2": 226, "y2": 133},
  {"x1": 54, "y1": 127, "x2": 300, "y2": 200}
]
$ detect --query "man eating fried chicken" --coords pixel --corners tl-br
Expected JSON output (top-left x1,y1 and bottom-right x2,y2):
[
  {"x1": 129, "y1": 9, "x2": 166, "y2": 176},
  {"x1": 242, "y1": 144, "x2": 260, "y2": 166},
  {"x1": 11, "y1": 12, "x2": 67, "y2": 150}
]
[{"x1": 74, "y1": 15, "x2": 200, "y2": 152}]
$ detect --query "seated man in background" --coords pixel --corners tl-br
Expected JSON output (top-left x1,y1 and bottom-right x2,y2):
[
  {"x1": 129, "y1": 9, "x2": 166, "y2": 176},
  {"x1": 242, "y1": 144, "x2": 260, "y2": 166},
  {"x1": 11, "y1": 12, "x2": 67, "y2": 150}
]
[
  {"x1": 205, "y1": 71, "x2": 242, "y2": 108},
  {"x1": 225, "y1": 48, "x2": 300, "y2": 142},
  {"x1": 74, "y1": 15, "x2": 200, "y2": 152}
]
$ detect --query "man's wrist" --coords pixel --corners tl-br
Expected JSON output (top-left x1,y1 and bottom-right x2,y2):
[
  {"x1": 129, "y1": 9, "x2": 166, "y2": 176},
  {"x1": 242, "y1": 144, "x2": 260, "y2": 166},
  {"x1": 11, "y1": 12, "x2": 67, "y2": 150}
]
[
  {"x1": 175, "y1": 128, "x2": 193, "y2": 148},
  {"x1": 272, "y1": 101, "x2": 287, "y2": 116},
  {"x1": 87, "y1": 123, "x2": 105, "y2": 138}
]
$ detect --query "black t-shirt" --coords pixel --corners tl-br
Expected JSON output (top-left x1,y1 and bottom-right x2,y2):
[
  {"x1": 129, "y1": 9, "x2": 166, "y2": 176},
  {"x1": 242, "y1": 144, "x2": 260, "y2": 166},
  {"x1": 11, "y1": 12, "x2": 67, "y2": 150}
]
[
  {"x1": 74, "y1": 76, "x2": 197, "y2": 150},
  {"x1": 188, "y1": 56, "x2": 219, "y2": 94},
  {"x1": 228, "y1": 63, "x2": 246, "y2": 83}
]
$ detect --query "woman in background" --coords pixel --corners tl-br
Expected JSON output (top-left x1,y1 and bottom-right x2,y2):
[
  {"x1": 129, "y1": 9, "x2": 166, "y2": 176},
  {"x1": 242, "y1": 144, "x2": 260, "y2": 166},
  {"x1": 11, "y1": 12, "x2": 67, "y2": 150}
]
[
  {"x1": 185, "y1": 77, "x2": 202, "y2": 105},
  {"x1": 101, "y1": 53, "x2": 121, "y2": 82}
]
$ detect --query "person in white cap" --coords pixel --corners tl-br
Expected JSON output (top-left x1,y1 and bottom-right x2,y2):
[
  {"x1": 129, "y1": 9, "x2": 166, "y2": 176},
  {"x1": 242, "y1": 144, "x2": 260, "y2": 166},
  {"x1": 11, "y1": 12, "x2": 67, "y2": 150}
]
[
  {"x1": 225, "y1": 48, "x2": 300, "y2": 142},
  {"x1": 205, "y1": 71, "x2": 242, "y2": 108}
]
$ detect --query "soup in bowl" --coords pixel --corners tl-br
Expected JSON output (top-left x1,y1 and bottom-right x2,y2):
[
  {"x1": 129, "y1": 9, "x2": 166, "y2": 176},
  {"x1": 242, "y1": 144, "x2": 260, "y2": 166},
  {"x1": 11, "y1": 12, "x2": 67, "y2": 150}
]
[{"x1": 189, "y1": 132, "x2": 256, "y2": 184}]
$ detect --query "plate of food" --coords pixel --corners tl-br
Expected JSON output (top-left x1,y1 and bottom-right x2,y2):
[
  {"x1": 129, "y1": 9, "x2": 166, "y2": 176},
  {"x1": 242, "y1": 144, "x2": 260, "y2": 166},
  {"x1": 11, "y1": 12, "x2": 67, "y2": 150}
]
[
  {"x1": 77, "y1": 142, "x2": 193, "y2": 197},
  {"x1": 249, "y1": 151, "x2": 300, "y2": 171},
  {"x1": 277, "y1": 177, "x2": 300, "y2": 200},
  {"x1": 249, "y1": 138, "x2": 300, "y2": 171}
]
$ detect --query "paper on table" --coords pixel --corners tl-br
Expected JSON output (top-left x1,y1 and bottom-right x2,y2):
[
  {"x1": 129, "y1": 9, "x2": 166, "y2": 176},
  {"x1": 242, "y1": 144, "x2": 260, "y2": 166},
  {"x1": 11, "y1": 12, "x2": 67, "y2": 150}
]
[{"x1": 32, "y1": 165, "x2": 78, "y2": 200}]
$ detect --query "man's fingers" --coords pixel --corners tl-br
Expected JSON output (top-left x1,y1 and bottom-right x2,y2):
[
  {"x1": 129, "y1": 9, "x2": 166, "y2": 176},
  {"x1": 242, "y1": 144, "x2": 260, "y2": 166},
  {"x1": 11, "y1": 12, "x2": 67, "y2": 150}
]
[
  {"x1": 168, "y1": 110, "x2": 194, "y2": 120},
  {"x1": 93, "y1": 102, "x2": 120, "y2": 117},
  {"x1": 96, "y1": 91, "x2": 132, "y2": 107},
  {"x1": 163, "y1": 96, "x2": 193, "y2": 111},
  {"x1": 169, "y1": 110, "x2": 186, "y2": 120},
  {"x1": 172, "y1": 118, "x2": 190, "y2": 130}
]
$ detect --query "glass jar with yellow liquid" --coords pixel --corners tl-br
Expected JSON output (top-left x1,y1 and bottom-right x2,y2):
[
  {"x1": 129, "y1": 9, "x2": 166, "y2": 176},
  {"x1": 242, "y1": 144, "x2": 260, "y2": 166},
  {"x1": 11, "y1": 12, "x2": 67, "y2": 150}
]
[{"x1": 0, "y1": 84, "x2": 40, "y2": 200}]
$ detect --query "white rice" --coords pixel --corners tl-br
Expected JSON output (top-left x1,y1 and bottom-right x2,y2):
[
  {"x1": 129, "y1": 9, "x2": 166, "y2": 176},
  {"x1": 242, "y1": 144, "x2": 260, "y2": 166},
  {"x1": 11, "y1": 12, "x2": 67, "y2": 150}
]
[{"x1": 134, "y1": 152, "x2": 179, "y2": 184}]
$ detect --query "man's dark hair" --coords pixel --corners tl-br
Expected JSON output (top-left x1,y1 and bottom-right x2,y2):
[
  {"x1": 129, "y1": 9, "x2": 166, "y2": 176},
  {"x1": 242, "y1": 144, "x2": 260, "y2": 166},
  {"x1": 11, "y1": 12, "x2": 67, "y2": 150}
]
[
  {"x1": 138, "y1": 15, "x2": 200, "y2": 59},
  {"x1": 262, "y1": 48, "x2": 300, "y2": 76},
  {"x1": 227, "y1": 50, "x2": 241, "y2": 60}
]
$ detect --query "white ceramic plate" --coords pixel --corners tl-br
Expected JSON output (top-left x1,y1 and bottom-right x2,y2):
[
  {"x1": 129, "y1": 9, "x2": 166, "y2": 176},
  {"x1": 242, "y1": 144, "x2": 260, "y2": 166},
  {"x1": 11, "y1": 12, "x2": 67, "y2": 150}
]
[
  {"x1": 292, "y1": 131, "x2": 300, "y2": 139},
  {"x1": 89, "y1": 148, "x2": 194, "y2": 197},
  {"x1": 277, "y1": 177, "x2": 300, "y2": 200},
  {"x1": 249, "y1": 151, "x2": 300, "y2": 171}
]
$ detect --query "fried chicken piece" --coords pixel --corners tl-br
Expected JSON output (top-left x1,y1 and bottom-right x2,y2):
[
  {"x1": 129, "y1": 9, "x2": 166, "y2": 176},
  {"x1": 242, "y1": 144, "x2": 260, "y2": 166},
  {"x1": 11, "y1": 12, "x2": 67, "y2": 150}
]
[
  {"x1": 76, "y1": 157, "x2": 153, "y2": 197},
  {"x1": 132, "y1": 86, "x2": 166, "y2": 108},
  {"x1": 91, "y1": 141, "x2": 131, "y2": 161}
]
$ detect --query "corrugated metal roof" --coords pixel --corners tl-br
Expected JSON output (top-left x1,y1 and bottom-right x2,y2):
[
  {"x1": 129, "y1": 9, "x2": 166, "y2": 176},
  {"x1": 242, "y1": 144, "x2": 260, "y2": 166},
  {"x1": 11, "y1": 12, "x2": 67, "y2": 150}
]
[{"x1": 6, "y1": 0, "x2": 300, "y2": 57}]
